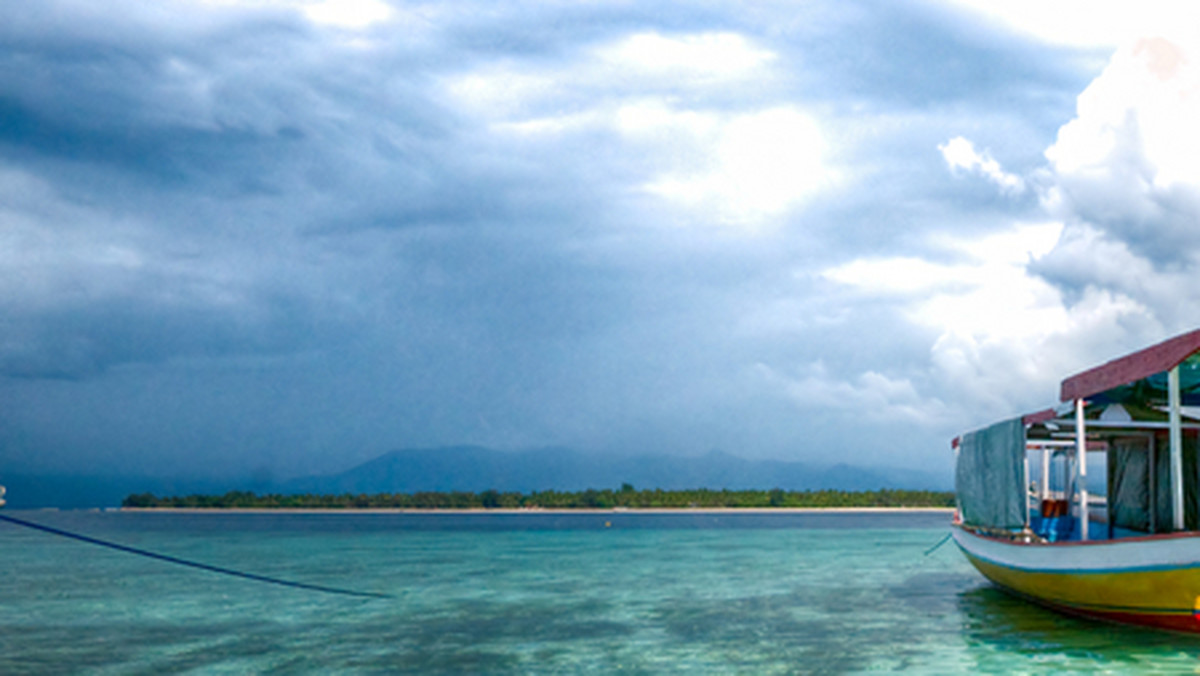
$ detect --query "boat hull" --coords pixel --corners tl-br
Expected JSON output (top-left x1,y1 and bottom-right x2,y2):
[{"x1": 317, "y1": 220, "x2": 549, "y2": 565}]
[{"x1": 954, "y1": 525, "x2": 1200, "y2": 632}]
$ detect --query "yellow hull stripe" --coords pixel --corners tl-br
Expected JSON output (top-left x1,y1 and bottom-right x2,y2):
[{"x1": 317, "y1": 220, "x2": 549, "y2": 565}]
[{"x1": 963, "y1": 551, "x2": 1200, "y2": 615}]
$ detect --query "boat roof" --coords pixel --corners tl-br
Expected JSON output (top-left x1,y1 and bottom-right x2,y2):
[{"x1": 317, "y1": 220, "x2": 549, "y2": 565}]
[
  {"x1": 952, "y1": 329, "x2": 1200, "y2": 447},
  {"x1": 1060, "y1": 329, "x2": 1200, "y2": 405}
]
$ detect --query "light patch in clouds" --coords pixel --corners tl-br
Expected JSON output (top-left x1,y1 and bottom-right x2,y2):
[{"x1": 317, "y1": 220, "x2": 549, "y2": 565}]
[
  {"x1": 497, "y1": 110, "x2": 604, "y2": 136},
  {"x1": 824, "y1": 222, "x2": 1072, "y2": 345},
  {"x1": 443, "y1": 68, "x2": 561, "y2": 119},
  {"x1": 756, "y1": 362, "x2": 950, "y2": 428},
  {"x1": 938, "y1": 136, "x2": 1025, "y2": 194},
  {"x1": 825, "y1": 223, "x2": 1061, "y2": 295},
  {"x1": 615, "y1": 100, "x2": 716, "y2": 137},
  {"x1": 912, "y1": 258, "x2": 1067, "y2": 345},
  {"x1": 822, "y1": 257, "x2": 967, "y2": 295},
  {"x1": 196, "y1": 0, "x2": 393, "y2": 29},
  {"x1": 945, "y1": 221, "x2": 1063, "y2": 265},
  {"x1": 445, "y1": 30, "x2": 776, "y2": 122},
  {"x1": 442, "y1": 27, "x2": 824, "y2": 228},
  {"x1": 643, "y1": 107, "x2": 830, "y2": 225},
  {"x1": 598, "y1": 32, "x2": 776, "y2": 81},
  {"x1": 302, "y1": 0, "x2": 391, "y2": 28}
]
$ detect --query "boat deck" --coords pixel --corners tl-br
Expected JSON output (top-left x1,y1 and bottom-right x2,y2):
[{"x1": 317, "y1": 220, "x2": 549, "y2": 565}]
[{"x1": 1029, "y1": 510, "x2": 1155, "y2": 542}]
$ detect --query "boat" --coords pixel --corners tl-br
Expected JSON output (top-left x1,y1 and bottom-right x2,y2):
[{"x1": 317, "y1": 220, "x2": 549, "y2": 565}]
[{"x1": 953, "y1": 328, "x2": 1200, "y2": 632}]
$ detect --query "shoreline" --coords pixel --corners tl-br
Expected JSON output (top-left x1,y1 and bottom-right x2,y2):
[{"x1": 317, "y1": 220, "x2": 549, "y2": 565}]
[{"x1": 118, "y1": 506, "x2": 954, "y2": 515}]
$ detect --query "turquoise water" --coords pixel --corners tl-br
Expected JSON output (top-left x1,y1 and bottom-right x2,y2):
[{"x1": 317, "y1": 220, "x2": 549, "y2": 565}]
[{"x1": 2, "y1": 511, "x2": 1199, "y2": 673}]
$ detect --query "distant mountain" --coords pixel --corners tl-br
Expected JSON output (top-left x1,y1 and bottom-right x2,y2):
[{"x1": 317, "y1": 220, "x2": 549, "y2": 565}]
[
  {"x1": 282, "y1": 446, "x2": 949, "y2": 495},
  {"x1": 1, "y1": 447, "x2": 950, "y2": 509}
]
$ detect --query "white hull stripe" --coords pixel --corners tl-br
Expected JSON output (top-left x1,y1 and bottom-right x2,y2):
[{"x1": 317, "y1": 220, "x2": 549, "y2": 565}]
[{"x1": 952, "y1": 527, "x2": 1200, "y2": 574}]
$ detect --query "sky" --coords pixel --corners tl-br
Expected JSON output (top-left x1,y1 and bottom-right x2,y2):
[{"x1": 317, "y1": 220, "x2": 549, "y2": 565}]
[{"x1": 3, "y1": 0, "x2": 1200, "y2": 484}]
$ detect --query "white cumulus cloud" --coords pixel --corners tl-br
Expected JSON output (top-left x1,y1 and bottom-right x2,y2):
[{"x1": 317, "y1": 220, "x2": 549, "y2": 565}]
[
  {"x1": 939, "y1": 136, "x2": 1025, "y2": 194},
  {"x1": 1043, "y1": 36, "x2": 1200, "y2": 261},
  {"x1": 820, "y1": 219, "x2": 1161, "y2": 421},
  {"x1": 909, "y1": 31, "x2": 1200, "y2": 425}
]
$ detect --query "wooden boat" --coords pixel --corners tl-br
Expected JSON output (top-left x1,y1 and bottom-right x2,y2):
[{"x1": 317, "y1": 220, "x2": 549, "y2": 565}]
[{"x1": 953, "y1": 329, "x2": 1200, "y2": 632}]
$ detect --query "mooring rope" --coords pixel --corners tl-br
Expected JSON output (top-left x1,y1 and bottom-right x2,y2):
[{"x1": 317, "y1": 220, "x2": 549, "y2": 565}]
[
  {"x1": 0, "y1": 512, "x2": 390, "y2": 599},
  {"x1": 923, "y1": 531, "x2": 953, "y2": 556}
]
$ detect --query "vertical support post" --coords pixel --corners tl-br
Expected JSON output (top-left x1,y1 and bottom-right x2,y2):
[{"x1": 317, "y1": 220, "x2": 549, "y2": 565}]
[
  {"x1": 1024, "y1": 455, "x2": 1031, "y2": 527},
  {"x1": 1041, "y1": 448, "x2": 1051, "y2": 503},
  {"x1": 1065, "y1": 450, "x2": 1072, "y2": 502},
  {"x1": 1149, "y1": 434, "x2": 1157, "y2": 534},
  {"x1": 1170, "y1": 364, "x2": 1185, "y2": 531},
  {"x1": 1076, "y1": 398, "x2": 1089, "y2": 541}
]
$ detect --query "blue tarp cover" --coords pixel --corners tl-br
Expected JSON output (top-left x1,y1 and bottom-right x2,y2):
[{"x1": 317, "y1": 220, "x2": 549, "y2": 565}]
[{"x1": 956, "y1": 417, "x2": 1026, "y2": 529}]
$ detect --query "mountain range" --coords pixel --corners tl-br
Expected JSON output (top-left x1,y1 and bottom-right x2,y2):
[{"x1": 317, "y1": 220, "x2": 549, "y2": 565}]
[
  {"x1": 1, "y1": 446, "x2": 950, "y2": 509},
  {"x1": 282, "y1": 446, "x2": 948, "y2": 494}
]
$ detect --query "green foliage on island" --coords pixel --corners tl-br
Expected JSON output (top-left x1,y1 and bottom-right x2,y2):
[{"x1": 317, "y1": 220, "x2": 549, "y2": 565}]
[{"x1": 122, "y1": 485, "x2": 954, "y2": 510}]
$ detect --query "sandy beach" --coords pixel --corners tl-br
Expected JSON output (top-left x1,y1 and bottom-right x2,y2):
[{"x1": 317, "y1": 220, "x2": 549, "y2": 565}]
[{"x1": 120, "y1": 506, "x2": 954, "y2": 515}]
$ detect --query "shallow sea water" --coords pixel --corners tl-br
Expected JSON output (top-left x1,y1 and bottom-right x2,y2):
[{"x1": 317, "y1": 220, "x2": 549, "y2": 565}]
[{"x1": 2, "y1": 510, "x2": 1200, "y2": 674}]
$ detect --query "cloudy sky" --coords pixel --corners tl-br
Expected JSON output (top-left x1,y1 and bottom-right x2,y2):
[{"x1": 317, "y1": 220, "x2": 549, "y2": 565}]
[{"x1": 3, "y1": 0, "x2": 1199, "y2": 483}]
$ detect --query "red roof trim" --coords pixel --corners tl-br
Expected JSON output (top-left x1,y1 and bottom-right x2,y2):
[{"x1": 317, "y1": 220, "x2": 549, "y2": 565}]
[
  {"x1": 1060, "y1": 329, "x2": 1200, "y2": 402},
  {"x1": 1022, "y1": 408, "x2": 1058, "y2": 425}
]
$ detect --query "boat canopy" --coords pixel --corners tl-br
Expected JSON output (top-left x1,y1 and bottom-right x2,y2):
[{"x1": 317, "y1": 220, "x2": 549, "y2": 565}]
[
  {"x1": 955, "y1": 417, "x2": 1026, "y2": 530},
  {"x1": 956, "y1": 328, "x2": 1200, "y2": 539}
]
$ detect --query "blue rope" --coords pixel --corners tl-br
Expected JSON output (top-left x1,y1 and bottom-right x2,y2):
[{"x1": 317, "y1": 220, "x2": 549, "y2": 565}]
[
  {"x1": 923, "y1": 531, "x2": 953, "y2": 556},
  {"x1": 0, "y1": 512, "x2": 390, "y2": 599}
]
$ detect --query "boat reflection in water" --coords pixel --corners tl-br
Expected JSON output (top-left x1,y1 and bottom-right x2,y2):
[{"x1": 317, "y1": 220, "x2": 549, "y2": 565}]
[{"x1": 953, "y1": 585, "x2": 1200, "y2": 667}]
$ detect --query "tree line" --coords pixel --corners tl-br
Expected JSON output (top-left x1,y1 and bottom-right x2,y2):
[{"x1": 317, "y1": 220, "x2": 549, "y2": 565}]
[{"x1": 123, "y1": 484, "x2": 954, "y2": 509}]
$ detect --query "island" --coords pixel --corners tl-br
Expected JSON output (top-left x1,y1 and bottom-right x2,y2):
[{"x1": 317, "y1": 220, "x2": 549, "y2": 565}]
[{"x1": 123, "y1": 485, "x2": 954, "y2": 510}]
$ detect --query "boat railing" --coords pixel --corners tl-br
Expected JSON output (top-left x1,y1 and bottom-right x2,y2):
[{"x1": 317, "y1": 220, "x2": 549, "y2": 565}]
[{"x1": 956, "y1": 521, "x2": 1045, "y2": 544}]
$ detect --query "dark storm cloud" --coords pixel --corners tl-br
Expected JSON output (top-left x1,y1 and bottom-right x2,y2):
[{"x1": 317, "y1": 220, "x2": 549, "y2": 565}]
[
  {"x1": 0, "y1": 2, "x2": 463, "y2": 221},
  {"x1": 0, "y1": 0, "x2": 1118, "y2": 478},
  {"x1": 0, "y1": 288, "x2": 328, "y2": 379}
]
